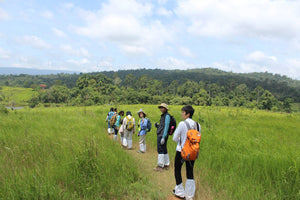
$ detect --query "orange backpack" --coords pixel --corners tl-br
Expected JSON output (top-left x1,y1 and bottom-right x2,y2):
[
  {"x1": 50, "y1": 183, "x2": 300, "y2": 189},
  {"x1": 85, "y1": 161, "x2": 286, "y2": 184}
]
[{"x1": 181, "y1": 121, "x2": 201, "y2": 161}]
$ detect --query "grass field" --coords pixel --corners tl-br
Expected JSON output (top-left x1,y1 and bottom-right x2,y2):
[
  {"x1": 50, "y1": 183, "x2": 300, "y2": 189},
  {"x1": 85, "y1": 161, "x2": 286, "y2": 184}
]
[
  {"x1": 0, "y1": 105, "x2": 299, "y2": 199},
  {"x1": 0, "y1": 86, "x2": 36, "y2": 106}
]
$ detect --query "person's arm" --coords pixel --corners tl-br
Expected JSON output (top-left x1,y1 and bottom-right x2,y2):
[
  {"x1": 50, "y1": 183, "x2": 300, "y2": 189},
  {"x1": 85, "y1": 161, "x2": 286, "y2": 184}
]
[
  {"x1": 122, "y1": 117, "x2": 127, "y2": 130},
  {"x1": 141, "y1": 118, "x2": 148, "y2": 130},
  {"x1": 162, "y1": 114, "x2": 170, "y2": 139},
  {"x1": 173, "y1": 121, "x2": 183, "y2": 143}
]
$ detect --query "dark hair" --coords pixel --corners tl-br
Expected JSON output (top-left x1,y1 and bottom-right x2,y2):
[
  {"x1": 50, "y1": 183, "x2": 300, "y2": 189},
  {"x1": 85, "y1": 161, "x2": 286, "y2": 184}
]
[
  {"x1": 138, "y1": 112, "x2": 146, "y2": 118},
  {"x1": 181, "y1": 105, "x2": 194, "y2": 118},
  {"x1": 110, "y1": 107, "x2": 114, "y2": 111},
  {"x1": 126, "y1": 111, "x2": 132, "y2": 116},
  {"x1": 119, "y1": 111, "x2": 124, "y2": 115},
  {"x1": 114, "y1": 108, "x2": 118, "y2": 112}
]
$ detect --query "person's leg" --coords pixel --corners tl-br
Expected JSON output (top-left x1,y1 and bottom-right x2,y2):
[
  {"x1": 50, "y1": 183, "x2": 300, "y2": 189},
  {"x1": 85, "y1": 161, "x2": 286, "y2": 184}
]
[
  {"x1": 185, "y1": 160, "x2": 195, "y2": 200},
  {"x1": 154, "y1": 135, "x2": 164, "y2": 171},
  {"x1": 107, "y1": 122, "x2": 111, "y2": 134},
  {"x1": 127, "y1": 132, "x2": 133, "y2": 149},
  {"x1": 139, "y1": 134, "x2": 146, "y2": 152},
  {"x1": 163, "y1": 137, "x2": 170, "y2": 168},
  {"x1": 113, "y1": 126, "x2": 118, "y2": 141},
  {"x1": 123, "y1": 131, "x2": 128, "y2": 147},
  {"x1": 120, "y1": 132, "x2": 124, "y2": 144},
  {"x1": 173, "y1": 151, "x2": 185, "y2": 198},
  {"x1": 175, "y1": 151, "x2": 184, "y2": 185},
  {"x1": 143, "y1": 134, "x2": 146, "y2": 152}
]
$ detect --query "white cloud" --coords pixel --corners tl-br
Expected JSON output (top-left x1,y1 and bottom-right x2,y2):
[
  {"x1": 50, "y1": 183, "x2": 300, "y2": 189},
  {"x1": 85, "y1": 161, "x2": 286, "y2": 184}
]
[
  {"x1": 73, "y1": 0, "x2": 173, "y2": 56},
  {"x1": 0, "y1": 48, "x2": 10, "y2": 59},
  {"x1": 40, "y1": 10, "x2": 53, "y2": 19},
  {"x1": 179, "y1": 47, "x2": 194, "y2": 58},
  {"x1": 12, "y1": 55, "x2": 43, "y2": 69},
  {"x1": 246, "y1": 51, "x2": 277, "y2": 64},
  {"x1": 157, "y1": 7, "x2": 172, "y2": 17},
  {"x1": 210, "y1": 58, "x2": 300, "y2": 80},
  {"x1": 0, "y1": 7, "x2": 9, "y2": 20},
  {"x1": 155, "y1": 57, "x2": 196, "y2": 69},
  {"x1": 158, "y1": 0, "x2": 168, "y2": 4},
  {"x1": 176, "y1": 0, "x2": 300, "y2": 40},
  {"x1": 59, "y1": 44, "x2": 91, "y2": 58},
  {"x1": 19, "y1": 35, "x2": 51, "y2": 49},
  {"x1": 66, "y1": 58, "x2": 90, "y2": 65},
  {"x1": 52, "y1": 28, "x2": 67, "y2": 38},
  {"x1": 62, "y1": 3, "x2": 74, "y2": 10},
  {"x1": 119, "y1": 45, "x2": 151, "y2": 56},
  {"x1": 285, "y1": 59, "x2": 300, "y2": 79}
]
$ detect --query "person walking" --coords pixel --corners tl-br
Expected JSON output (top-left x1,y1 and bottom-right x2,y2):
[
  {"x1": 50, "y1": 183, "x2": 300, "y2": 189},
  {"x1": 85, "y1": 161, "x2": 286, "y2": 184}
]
[
  {"x1": 121, "y1": 111, "x2": 135, "y2": 150},
  {"x1": 172, "y1": 105, "x2": 201, "y2": 200},
  {"x1": 106, "y1": 107, "x2": 115, "y2": 134},
  {"x1": 137, "y1": 109, "x2": 148, "y2": 153},
  {"x1": 113, "y1": 111, "x2": 124, "y2": 141},
  {"x1": 154, "y1": 103, "x2": 171, "y2": 172}
]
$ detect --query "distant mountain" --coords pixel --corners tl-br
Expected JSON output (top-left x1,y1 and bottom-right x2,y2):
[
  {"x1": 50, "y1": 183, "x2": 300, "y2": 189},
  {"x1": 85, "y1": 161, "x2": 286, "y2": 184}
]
[{"x1": 0, "y1": 67, "x2": 79, "y2": 75}]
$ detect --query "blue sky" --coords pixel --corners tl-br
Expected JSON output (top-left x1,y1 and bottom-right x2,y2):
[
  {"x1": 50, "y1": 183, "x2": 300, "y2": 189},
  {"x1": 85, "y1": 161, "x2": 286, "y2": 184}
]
[{"x1": 1, "y1": 0, "x2": 300, "y2": 79}]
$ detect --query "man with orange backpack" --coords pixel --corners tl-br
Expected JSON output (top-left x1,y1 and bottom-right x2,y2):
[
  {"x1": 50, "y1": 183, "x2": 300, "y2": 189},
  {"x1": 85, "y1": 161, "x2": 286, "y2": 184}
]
[{"x1": 172, "y1": 105, "x2": 201, "y2": 200}]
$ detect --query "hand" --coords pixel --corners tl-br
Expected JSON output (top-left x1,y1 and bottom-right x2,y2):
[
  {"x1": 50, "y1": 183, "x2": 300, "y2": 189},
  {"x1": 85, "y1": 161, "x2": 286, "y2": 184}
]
[{"x1": 160, "y1": 138, "x2": 165, "y2": 145}]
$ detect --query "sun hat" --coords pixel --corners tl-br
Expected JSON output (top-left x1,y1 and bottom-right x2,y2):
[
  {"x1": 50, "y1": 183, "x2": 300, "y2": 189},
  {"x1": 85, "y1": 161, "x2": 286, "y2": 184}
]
[
  {"x1": 126, "y1": 111, "x2": 132, "y2": 116},
  {"x1": 137, "y1": 109, "x2": 146, "y2": 117},
  {"x1": 158, "y1": 103, "x2": 168, "y2": 110}
]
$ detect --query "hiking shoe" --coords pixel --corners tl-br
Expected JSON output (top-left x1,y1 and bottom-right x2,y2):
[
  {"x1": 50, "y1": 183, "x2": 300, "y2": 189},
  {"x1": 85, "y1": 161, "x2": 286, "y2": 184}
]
[
  {"x1": 163, "y1": 165, "x2": 170, "y2": 170},
  {"x1": 173, "y1": 189, "x2": 185, "y2": 199},
  {"x1": 153, "y1": 166, "x2": 163, "y2": 172}
]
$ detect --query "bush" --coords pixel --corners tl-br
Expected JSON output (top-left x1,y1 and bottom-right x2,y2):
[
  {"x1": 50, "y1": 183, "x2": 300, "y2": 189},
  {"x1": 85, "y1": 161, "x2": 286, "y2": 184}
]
[{"x1": 0, "y1": 106, "x2": 8, "y2": 114}]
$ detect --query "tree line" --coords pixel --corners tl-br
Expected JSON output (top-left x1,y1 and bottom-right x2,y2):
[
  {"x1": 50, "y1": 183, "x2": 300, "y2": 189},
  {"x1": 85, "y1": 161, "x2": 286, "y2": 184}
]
[
  {"x1": 27, "y1": 72, "x2": 295, "y2": 112},
  {"x1": 1, "y1": 68, "x2": 299, "y2": 103}
]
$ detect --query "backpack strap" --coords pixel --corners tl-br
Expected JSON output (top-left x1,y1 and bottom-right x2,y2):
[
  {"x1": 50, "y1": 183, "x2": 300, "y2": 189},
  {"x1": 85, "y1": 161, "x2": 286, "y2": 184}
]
[
  {"x1": 184, "y1": 121, "x2": 191, "y2": 130},
  {"x1": 195, "y1": 121, "x2": 199, "y2": 132},
  {"x1": 180, "y1": 121, "x2": 191, "y2": 146}
]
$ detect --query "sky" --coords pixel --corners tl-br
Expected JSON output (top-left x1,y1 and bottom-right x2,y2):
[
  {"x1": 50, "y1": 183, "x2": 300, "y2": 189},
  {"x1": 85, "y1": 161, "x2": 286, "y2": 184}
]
[{"x1": 0, "y1": 0, "x2": 300, "y2": 79}]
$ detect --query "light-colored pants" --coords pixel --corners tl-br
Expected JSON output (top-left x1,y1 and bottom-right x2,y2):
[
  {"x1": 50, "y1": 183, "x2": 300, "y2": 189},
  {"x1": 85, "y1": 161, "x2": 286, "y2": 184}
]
[
  {"x1": 139, "y1": 134, "x2": 146, "y2": 152},
  {"x1": 124, "y1": 130, "x2": 133, "y2": 141}
]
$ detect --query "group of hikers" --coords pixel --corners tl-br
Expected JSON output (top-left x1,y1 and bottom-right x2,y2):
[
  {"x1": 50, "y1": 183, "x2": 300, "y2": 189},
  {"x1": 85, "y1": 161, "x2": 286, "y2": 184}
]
[{"x1": 105, "y1": 103, "x2": 201, "y2": 200}]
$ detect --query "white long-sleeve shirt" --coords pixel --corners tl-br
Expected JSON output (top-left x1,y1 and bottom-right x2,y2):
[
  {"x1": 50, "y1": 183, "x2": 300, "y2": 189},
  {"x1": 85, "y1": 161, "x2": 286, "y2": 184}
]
[
  {"x1": 173, "y1": 118, "x2": 201, "y2": 152},
  {"x1": 121, "y1": 115, "x2": 136, "y2": 133}
]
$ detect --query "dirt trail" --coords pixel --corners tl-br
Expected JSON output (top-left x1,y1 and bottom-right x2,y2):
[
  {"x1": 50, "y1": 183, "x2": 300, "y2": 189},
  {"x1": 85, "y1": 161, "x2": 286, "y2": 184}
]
[{"x1": 109, "y1": 134, "x2": 213, "y2": 200}]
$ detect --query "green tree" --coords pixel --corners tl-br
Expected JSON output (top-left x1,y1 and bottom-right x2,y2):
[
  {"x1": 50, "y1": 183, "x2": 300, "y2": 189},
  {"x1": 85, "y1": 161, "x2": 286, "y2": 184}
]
[
  {"x1": 124, "y1": 74, "x2": 136, "y2": 89},
  {"x1": 283, "y1": 98, "x2": 293, "y2": 113},
  {"x1": 260, "y1": 90, "x2": 276, "y2": 110}
]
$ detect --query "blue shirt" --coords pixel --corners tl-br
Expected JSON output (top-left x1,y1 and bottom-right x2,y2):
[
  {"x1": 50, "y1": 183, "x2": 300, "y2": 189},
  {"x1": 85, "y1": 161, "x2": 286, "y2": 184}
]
[{"x1": 138, "y1": 118, "x2": 148, "y2": 136}]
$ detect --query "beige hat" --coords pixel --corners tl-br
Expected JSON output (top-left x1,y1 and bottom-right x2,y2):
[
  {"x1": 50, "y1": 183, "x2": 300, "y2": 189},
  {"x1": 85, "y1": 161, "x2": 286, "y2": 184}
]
[
  {"x1": 158, "y1": 103, "x2": 168, "y2": 110},
  {"x1": 137, "y1": 108, "x2": 146, "y2": 116}
]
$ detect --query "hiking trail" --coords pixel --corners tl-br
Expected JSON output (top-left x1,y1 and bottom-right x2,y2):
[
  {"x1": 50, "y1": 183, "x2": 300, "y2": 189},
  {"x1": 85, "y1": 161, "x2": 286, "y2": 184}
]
[{"x1": 108, "y1": 134, "x2": 213, "y2": 200}]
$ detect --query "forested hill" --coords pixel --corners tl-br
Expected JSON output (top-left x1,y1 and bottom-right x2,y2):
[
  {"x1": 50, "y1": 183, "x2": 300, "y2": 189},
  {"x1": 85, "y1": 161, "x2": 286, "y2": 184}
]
[
  {"x1": 101, "y1": 68, "x2": 300, "y2": 102},
  {"x1": 0, "y1": 68, "x2": 299, "y2": 102}
]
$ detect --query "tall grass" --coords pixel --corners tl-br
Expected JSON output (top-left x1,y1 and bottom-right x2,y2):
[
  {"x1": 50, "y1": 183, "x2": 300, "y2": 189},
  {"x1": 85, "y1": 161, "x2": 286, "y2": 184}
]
[
  {"x1": 195, "y1": 107, "x2": 299, "y2": 200},
  {"x1": 0, "y1": 106, "x2": 161, "y2": 199},
  {"x1": 0, "y1": 105, "x2": 299, "y2": 199}
]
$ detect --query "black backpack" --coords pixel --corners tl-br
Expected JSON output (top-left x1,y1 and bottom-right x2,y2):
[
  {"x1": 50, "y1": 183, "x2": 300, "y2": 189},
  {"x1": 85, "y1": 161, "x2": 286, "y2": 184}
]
[{"x1": 168, "y1": 115, "x2": 176, "y2": 135}]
